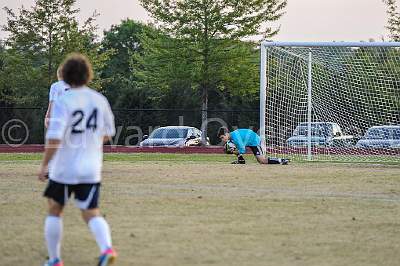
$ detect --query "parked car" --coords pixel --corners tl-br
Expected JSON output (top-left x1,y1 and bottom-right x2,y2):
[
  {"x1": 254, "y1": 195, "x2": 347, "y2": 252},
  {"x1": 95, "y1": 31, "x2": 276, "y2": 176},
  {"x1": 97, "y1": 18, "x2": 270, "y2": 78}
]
[
  {"x1": 356, "y1": 125, "x2": 400, "y2": 148},
  {"x1": 139, "y1": 126, "x2": 208, "y2": 147},
  {"x1": 286, "y1": 122, "x2": 354, "y2": 147}
]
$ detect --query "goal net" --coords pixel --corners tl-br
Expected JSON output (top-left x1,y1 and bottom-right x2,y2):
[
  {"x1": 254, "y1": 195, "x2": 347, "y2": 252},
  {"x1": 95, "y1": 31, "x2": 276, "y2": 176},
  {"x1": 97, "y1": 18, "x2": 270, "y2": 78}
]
[{"x1": 259, "y1": 42, "x2": 400, "y2": 163}]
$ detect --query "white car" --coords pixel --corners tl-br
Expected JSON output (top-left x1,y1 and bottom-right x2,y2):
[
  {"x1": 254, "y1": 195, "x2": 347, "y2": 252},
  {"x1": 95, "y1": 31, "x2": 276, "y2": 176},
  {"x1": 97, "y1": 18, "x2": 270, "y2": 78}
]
[
  {"x1": 356, "y1": 125, "x2": 400, "y2": 148},
  {"x1": 139, "y1": 126, "x2": 208, "y2": 147}
]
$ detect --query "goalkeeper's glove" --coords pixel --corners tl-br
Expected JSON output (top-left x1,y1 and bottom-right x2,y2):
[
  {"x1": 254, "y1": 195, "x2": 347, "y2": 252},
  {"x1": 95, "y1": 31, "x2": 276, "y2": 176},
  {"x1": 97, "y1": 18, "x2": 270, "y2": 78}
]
[{"x1": 232, "y1": 154, "x2": 246, "y2": 164}]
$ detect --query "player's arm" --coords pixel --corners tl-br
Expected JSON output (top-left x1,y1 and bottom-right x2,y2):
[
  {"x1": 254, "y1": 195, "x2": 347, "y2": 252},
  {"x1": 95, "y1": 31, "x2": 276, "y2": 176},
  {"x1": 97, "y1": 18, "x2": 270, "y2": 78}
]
[
  {"x1": 45, "y1": 85, "x2": 57, "y2": 128},
  {"x1": 38, "y1": 139, "x2": 61, "y2": 181},
  {"x1": 38, "y1": 100, "x2": 68, "y2": 181},
  {"x1": 102, "y1": 97, "x2": 116, "y2": 144},
  {"x1": 42, "y1": 139, "x2": 61, "y2": 165},
  {"x1": 234, "y1": 139, "x2": 247, "y2": 156},
  {"x1": 230, "y1": 139, "x2": 246, "y2": 165},
  {"x1": 44, "y1": 102, "x2": 53, "y2": 128}
]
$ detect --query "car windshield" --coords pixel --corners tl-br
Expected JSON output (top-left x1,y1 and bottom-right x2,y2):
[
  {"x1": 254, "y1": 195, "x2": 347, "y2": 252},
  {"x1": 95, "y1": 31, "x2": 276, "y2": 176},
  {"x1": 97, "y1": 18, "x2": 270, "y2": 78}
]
[
  {"x1": 365, "y1": 128, "x2": 400, "y2": 140},
  {"x1": 394, "y1": 129, "x2": 400, "y2": 139},
  {"x1": 150, "y1": 128, "x2": 189, "y2": 139},
  {"x1": 293, "y1": 124, "x2": 331, "y2": 137}
]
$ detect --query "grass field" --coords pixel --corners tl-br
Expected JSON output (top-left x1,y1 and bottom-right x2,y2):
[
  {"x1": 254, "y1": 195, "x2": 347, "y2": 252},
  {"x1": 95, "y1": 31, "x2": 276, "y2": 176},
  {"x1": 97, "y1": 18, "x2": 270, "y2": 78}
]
[{"x1": 1, "y1": 153, "x2": 400, "y2": 266}]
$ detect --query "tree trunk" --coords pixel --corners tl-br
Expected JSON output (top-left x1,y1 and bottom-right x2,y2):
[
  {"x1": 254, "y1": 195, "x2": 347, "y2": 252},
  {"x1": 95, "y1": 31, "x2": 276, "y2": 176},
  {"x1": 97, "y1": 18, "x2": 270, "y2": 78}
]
[
  {"x1": 201, "y1": 86, "x2": 208, "y2": 145},
  {"x1": 48, "y1": 28, "x2": 53, "y2": 86},
  {"x1": 201, "y1": 0, "x2": 210, "y2": 146}
]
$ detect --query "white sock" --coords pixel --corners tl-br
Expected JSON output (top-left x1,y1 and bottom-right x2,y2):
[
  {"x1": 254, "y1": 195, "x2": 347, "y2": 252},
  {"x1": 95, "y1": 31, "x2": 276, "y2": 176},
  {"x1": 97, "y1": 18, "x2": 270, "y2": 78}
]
[
  {"x1": 44, "y1": 216, "x2": 63, "y2": 260},
  {"x1": 88, "y1": 216, "x2": 112, "y2": 253}
]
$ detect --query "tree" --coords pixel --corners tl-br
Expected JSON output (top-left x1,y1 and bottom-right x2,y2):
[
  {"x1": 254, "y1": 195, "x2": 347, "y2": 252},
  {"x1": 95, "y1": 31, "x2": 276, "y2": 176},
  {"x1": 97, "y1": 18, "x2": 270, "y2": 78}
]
[
  {"x1": 384, "y1": 0, "x2": 400, "y2": 41},
  {"x1": 1, "y1": 0, "x2": 112, "y2": 144},
  {"x1": 139, "y1": 0, "x2": 287, "y2": 144},
  {"x1": 0, "y1": 43, "x2": 43, "y2": 107},
  {"x1": 101, "y1": 19, "x2": 161, "y2": 108},
  {"x1": 2, "y1": 0, "x2": 110, "y2": 90},
  {"x1": 132, "y1": 28, "x2": 200, "y2": 109}
]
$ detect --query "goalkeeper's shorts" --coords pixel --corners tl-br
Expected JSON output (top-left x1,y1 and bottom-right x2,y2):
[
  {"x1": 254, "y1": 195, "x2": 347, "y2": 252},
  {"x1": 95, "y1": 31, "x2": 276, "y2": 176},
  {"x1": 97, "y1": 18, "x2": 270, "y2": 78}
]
[{"x1": 249, "y1": 145, "x2": 264, "y2": 156}]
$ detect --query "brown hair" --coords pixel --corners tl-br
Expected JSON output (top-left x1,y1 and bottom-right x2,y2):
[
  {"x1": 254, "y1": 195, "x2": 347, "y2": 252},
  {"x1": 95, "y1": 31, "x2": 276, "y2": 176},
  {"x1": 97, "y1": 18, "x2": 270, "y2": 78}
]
[
  {"x1": 61, "y1": 53, "x2": 93, "y2": 87},
  {"x1": 217, "y1": 127, "x2": 229, "y2": 137},
  {"x1": 56, "y1": 64, "x2": 63, "y2": 81}
]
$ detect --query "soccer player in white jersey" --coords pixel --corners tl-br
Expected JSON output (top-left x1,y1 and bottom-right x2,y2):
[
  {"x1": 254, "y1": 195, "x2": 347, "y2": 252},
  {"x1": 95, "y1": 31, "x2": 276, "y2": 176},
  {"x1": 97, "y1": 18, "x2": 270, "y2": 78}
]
[
  {"x1": 44, "y1": 66, "x2": 70, "y2": 128},
  {"x1": 38, "y1": 53, "x2": 117, "y2": 266}
]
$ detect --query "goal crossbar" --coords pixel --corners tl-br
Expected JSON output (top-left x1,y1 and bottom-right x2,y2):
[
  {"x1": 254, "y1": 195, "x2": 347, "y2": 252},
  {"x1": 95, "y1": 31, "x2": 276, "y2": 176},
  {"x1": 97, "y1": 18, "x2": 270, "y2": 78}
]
[{"x1": 261, "y1": 41, "x2": 400, "y2": 48}]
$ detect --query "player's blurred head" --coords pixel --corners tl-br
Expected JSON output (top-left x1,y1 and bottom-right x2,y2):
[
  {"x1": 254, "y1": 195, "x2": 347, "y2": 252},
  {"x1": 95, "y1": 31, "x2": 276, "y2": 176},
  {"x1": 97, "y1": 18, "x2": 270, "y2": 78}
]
[
  {"x1": 62, "y1": 53, "x2": 93, "y2": 87},
  {"x1": 217, "y1": 127, "x2": 230, "y2": 142}
]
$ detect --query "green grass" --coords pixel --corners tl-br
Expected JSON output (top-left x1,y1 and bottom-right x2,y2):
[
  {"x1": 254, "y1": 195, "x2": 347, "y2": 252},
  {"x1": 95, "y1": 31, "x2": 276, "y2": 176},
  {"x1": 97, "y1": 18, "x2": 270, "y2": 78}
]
[
  {"x1": 0, "y1": 153, "x2": 233, "y2": 163},
  {"x1": 0, "y1": 152, "x2": 399, "y2": 166},
  {"x1": 105, "y1": 152, "x2": 234, "y2": 163},
  {"x1": 0, "y1": 153, "x2": 42, "y2": 161}
]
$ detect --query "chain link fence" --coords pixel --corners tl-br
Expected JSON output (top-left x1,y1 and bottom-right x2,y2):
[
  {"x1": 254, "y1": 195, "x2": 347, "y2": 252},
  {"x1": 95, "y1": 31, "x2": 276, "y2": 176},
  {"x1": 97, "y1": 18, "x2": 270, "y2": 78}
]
[{"x1": 0, "y1": 107, "x2": 259, "y2": 146}]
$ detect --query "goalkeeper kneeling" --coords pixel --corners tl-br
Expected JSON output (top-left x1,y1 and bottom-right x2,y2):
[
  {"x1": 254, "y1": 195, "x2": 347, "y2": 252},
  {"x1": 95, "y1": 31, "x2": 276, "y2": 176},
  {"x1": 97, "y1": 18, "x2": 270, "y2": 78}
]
[{"x1": 218, "y1": 127, "x2": 289, "y2": 165}]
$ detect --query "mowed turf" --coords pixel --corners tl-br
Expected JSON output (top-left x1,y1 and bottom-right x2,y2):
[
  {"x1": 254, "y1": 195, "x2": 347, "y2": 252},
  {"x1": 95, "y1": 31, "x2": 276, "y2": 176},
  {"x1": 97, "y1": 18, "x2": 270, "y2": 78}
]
[{"x1": 0, "y1": 153, "x2": 400, "y2": 266}]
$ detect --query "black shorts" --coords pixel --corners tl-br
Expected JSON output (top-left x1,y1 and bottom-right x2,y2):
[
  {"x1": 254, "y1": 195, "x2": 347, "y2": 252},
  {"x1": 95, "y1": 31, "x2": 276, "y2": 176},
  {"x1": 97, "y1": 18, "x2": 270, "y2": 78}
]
[
  {"x1": 44, "y1": 180, "x2": 101, "y2": 210},
  {"x1": 249, "y1": 146, "x2": 264, "y2": 156}
]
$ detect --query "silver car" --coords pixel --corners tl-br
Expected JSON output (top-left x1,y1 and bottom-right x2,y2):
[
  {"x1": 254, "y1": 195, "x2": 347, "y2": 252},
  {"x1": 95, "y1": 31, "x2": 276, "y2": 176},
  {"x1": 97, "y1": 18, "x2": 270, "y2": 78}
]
[
  {"x1": 356, "y1": 125, "x2": 400, "y2": 148},
  {"x1": 286, "y1": 122, "x2": 353, "y2": 147},
  {"x1": 139, "y1": 126, "x2": 206, "y2": 147}
]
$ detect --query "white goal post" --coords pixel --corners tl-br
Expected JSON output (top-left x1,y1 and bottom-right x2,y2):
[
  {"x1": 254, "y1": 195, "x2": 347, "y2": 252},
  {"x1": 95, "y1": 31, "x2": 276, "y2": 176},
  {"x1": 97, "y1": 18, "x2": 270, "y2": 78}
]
[{"x1": 259, "y1": 42, "x2": 400, "y2": 162}]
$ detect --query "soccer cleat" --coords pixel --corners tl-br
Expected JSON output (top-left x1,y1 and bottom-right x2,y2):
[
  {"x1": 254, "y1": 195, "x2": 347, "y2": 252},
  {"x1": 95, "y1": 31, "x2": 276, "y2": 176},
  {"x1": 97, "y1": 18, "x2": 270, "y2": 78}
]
[
  {"x1": 281, "y1": 159, "x2": 290, "y2": 165},
  {"x1": 98, "y1": 247, "x2": 117, "y2": 266},
  {"x1": 43, "y1": 258, "x2": 63, "y2": 266},
  {"x1": 231, "y1": 160, "x2": 246, "y2": 164}
]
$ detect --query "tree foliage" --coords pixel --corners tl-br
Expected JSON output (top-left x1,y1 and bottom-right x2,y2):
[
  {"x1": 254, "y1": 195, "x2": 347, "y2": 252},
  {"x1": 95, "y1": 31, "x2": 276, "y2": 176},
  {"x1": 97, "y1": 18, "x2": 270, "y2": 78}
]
[
  {"x1": 140, "y1": 0, "x2": 287, "y2": 39},
  {"x1": 101, "y1": 19, "x2": 162, "y2": 108},
  {"x1": 0, "y1": 44, "x2": 43, "y2": 106},
  {"x1": 1, "y1": 0, "x2": 110, "y2": 106},
  {"x1": 139, "y1": 0, "x2": 286, "y2": 143},
  {"x1": 383, "y1": 0, "x2": 400, "y2": 41}
]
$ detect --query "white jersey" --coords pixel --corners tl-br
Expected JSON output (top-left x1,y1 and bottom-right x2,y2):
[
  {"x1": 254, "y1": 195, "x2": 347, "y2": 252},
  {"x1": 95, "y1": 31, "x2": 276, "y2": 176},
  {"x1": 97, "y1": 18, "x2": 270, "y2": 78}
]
[
  {"x1": 46, "y1": 87, "x2": 115, "y2": 184},
  {"x1": 49, "y1": 80, "x2": 70, "y2": 102}
]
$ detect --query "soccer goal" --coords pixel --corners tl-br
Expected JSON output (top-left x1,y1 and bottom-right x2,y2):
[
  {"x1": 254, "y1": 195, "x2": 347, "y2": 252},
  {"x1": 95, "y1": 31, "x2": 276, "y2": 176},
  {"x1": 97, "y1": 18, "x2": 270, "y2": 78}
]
[{"x1": 259, "y1": 42, "x2": 400, "y2": 163}]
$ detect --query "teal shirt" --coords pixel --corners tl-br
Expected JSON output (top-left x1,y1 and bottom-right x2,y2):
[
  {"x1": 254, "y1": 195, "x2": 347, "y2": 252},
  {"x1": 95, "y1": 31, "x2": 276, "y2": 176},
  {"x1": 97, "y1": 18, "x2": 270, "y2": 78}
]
[{"x1": 230, "y1": 129, "x2": 261, "y2": 154}]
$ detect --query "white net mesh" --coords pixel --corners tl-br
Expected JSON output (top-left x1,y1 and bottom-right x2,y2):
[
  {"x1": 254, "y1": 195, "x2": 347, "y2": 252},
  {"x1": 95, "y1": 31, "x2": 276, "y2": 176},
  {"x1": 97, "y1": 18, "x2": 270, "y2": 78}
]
[{"x1": 262, "y1": 43, "x2": 400, "y2": 163}]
